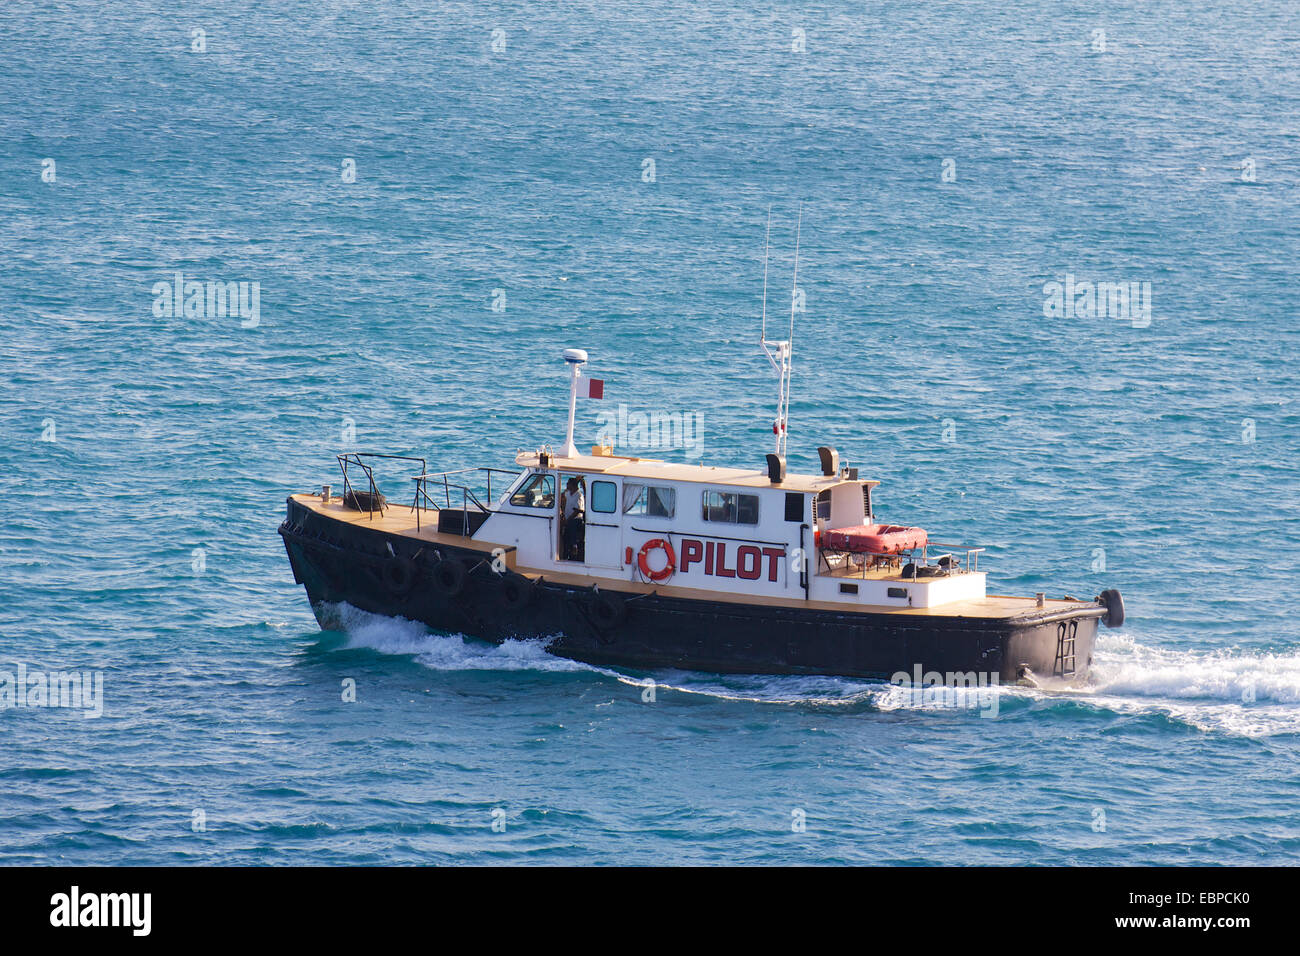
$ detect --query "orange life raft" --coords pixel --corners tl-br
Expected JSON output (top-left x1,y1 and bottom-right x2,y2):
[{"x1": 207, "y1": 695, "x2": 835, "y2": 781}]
[{"x1": 822, "y1": 524, "x2": 928, "y2": 555}]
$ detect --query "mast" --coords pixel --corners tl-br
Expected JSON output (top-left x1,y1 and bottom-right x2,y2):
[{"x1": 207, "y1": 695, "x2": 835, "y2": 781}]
[
  {"x1": 760, "y1": 205, "x2": 772, "y2": 344},
  {"x1": 561, "y1": 348, "x2": 587, "y2": 458},
  {"x1": 760, "y1": 203, "x2": 801, "y2": 459}
]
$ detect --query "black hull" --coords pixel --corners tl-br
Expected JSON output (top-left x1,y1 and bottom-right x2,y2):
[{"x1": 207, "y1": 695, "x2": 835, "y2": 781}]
[{"x1": 279, "y1": 498, "x2": 1099, "y2": 684}]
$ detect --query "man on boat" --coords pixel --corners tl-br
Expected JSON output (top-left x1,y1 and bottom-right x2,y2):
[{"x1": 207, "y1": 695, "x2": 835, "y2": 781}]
[{"x1": 560, "y1": 476, "x2": 585, "y2": 561}]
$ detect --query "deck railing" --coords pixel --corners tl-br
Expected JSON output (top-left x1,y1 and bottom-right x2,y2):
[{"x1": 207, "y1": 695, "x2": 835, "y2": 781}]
[
  {"x1": 819, "y1": 541, "x2": 985, "y2": 578},
  {"x1": 337, "y1": 453, "x2": 428, "y2": 520},
  {"x1": 409, "y1": 466, "x2": 522, "y2": 532},
  {"x1": 926, "y1": 542, "x2": 985, "y2": 574}
]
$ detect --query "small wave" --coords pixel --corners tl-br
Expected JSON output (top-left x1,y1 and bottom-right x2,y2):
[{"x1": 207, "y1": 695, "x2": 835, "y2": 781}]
[
  {"x1": 329, "y1": 603, "x2": 599, "y2": 674},
  {"x1": 1091, "y1": 632, "x2": 1300, "y2": 704},
  {"x1": 612, "y1": 671, "x2": 881, "y2": 708},
  {"x1": 1074, "y1": 632, "x2": 1300, "y2": 737}
]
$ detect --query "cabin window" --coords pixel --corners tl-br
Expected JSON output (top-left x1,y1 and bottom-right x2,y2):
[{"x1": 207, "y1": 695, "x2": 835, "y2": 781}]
[
  {"x1": 816, "y1": 490, "x2": 831, "y2": 521},
  {"x1": 509, "y1": 473, "x2": 554, "y2": 509},
  {"x1": 623, "y1": 484, "x2": 675, "y2": 518},
  {"x1": 784, "y1": 492, "x2": 804, "y2": 522},
  {"x1": 590, "y1": 480, "x2": 617, "y2": 514},
  {"x1": 703, "y1": 490, "x2": 759, "y2": 525}
]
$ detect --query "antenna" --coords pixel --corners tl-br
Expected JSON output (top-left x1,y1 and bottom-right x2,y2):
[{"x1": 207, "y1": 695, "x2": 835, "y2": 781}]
[
  {"x1": 789, "y1": 202, "x2": 801, "y2": 346},
  {"x1": 760, "y1": 205, "x2": 772, "y2": 343},
  {"x1": 759, "y1": 203, "x2": 802, "y2": 459}
]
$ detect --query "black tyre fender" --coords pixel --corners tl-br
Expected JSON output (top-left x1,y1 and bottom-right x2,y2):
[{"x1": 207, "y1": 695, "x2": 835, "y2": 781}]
[
  {"x1": 590, "y1": 591, "x2": 626, "y2": 630},
  {"x1": 432, "y1": 558, "x2": 467, "y2": 597},
  {"x1": 1098, "y1": 588, "x2": 1125, "y2": 628},
  {"x1": 501, "y1": 574, "x2": 536, "y2": 611},
  {"x1": 383, "y1": 557, "x2": 416, "y2": 596},
  {"x1": 343, "y1": 489, "x2": 387, "y2": 512}
]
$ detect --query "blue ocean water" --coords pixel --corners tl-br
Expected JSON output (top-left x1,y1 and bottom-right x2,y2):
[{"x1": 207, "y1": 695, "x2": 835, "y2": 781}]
[{"x1": 2, "y1": 0, "x2": 1299, "y2": 865}]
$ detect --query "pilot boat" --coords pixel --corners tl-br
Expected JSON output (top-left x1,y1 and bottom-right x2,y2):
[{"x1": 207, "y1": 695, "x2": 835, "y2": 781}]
[
  {"x1": 278, "y1": 342, "x2": 1123, "y2": 685},
  {"x1": 279, "y1": 216, "x2": 1122, "y2": 685}
]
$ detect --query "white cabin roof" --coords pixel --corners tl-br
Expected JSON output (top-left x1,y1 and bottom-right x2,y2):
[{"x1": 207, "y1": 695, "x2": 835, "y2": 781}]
[{"x1": 514, "y1": 450, "x2": 878, "y2": 493}]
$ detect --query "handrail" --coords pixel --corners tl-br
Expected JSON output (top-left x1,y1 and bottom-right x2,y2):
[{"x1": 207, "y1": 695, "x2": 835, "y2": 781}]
[
  {"x1": 334, "y1": 455, "x2": 519, "y2": 532},
  {"x1": 337, "y1": 452, "x2": 427, "y2": 521},
  {"x1": 926, "y1": 543, "x2": 986, "y2": 573},
  {"x1": 817, "y1": 541, "x2": 986, "y2": 577},
  {"x1": 408, "y1": 466, "x2": 522, "y2": 532},
  {"x1": 414, "y1": 466, "x2": 521, "y2": 502}
]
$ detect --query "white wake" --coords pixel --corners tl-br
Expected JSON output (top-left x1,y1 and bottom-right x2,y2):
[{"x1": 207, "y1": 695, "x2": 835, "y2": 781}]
[{"x1": 324, "y1": 604, "x2": 1300, "y2": 735}]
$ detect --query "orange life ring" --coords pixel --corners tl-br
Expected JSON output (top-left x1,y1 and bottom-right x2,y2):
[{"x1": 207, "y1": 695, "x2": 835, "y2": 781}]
[{"x1": 637, "y1": 538, "x2": 676, "y2": 582}]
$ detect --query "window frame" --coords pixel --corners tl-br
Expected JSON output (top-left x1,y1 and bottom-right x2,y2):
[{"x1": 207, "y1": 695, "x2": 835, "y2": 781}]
[
  {"x1": 623, "y1": 483, "x2": 676, "y2": 519},
  {"x1": 590, "y1": 480, "x2": 617, "y2": 514},
  {"x1": 508, "y1": 472, "x2": 556, "y2": 510},
  {"x1": 702, "y1": 489, "x2": 760, "y2": 525}
]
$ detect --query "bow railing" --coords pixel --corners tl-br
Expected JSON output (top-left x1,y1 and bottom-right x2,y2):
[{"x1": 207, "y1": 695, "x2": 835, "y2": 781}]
[
  {"x1": 337, "y1": 453, "x2": 428, "y2": 520},
  {"x1": 410, "y1": 467, "x2": 521, "y2": 532}
]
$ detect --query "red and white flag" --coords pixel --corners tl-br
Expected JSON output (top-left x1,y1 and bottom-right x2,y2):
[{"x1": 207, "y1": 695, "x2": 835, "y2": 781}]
[{"x1": 576, "y1": 376, "x2": 604, "y2": 399}]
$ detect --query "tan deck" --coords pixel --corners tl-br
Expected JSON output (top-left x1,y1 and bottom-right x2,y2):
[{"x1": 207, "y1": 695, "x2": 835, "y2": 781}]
[
  {"x1": 293, "y1": 494, "x2": 1099, "y2": 622},
  {"x1": 292, "y1": 494, "x2": 519, "y2": 568}
]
